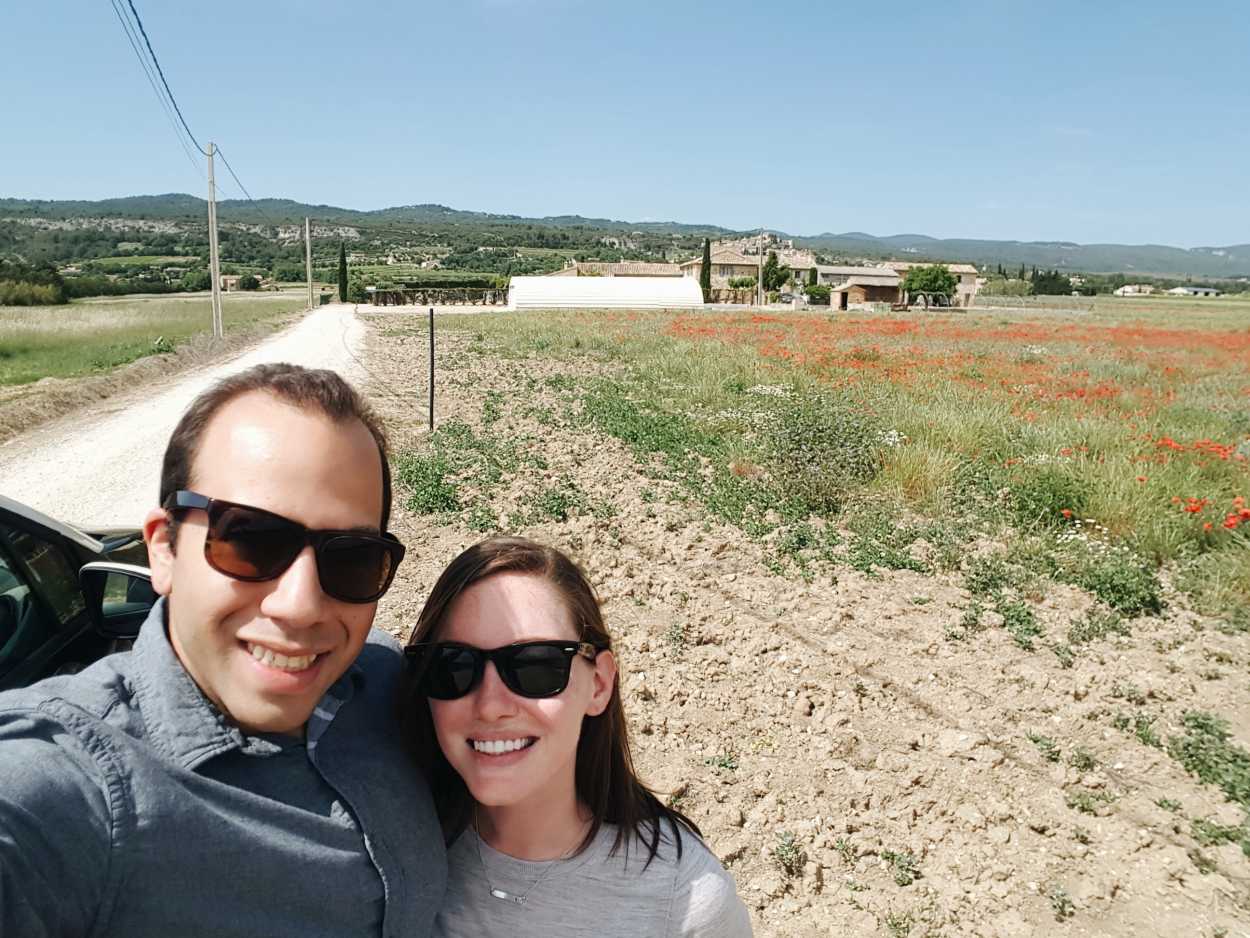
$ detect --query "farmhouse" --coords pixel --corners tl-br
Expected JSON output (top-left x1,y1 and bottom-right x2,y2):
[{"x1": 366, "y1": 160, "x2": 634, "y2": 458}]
[
  {"x1": 507, "y1": 275, "x2": 703, "y2": 310},
  {"x1": 548, "y1": 260, "x2": 682, "y2": 277},
  {"x1": 820, "y1": 267, "x2": 902, "y2": 310},
  {"x1": 1114, "y1": 284, "x2": 1155, "y2": 296},
  {"x1": 680, "y1": 246, "x2": 818, "y2": 288},
  {"x1": 1167, "y1": 286, "x2": 1221, "y2": 297},
  {"x1": 884, "y1": 261, "x2": 980, "y2": 307}
]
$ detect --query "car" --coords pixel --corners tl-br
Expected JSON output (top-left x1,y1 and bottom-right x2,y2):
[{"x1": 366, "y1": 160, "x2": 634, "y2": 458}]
[{"x1": 0, "y1": 494, "x2": 156, "y2": 691}]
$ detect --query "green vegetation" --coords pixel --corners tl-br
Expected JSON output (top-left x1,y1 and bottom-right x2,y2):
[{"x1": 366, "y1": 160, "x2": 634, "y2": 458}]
[
  {"x1": 0, "y1": 291, "x2": 307, "y2": 385},
  {"x1": 761, "y1": 251, "x2": 789, "y2": 291},
  {"x1": 699, "y1": 238, "x2": 711, "y2": 303},
  {"x1": 338, "y1": 243, "x2": 348, "y2": 302},
  {"x1": 1167, "y1": 712, "x2": 1250, "y2": 810},
  {"x1": 901, "y1": 264, "x2": 956, "y2": 297}
]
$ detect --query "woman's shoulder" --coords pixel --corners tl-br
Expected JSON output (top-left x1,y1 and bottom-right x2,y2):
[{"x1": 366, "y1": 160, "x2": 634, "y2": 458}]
[
  {"x1": 603, "y1": 824, "x2": 752, "y2": 938},
  {"x1": 663, "y1": 830, "x2": 753, "y2": 937}
]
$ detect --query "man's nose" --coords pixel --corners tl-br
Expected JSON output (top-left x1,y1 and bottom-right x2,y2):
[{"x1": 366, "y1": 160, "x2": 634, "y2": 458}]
[
  {"x1": 258, "y1": 546, "x2": 324, "y2": 625},
  {"x1": 473, "y1": 661, "x2": 519, "y2": 720}
]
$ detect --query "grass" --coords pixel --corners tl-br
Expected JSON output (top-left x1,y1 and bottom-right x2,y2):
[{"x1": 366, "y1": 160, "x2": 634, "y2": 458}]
[{"x1": 0, "y1": 291, "x2": 307, "y2": 386}]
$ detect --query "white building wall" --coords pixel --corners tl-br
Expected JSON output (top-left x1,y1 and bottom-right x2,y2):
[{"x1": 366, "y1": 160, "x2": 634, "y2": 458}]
[{"x1": 507, "y1": 275, "x2": 705, "y2": 310}]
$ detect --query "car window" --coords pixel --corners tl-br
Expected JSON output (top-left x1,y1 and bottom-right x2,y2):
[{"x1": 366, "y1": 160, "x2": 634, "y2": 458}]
[
  {"x1": 2, "y1": 523, "x2": 86, "y2": 626},
  {"x1": 0, "y1": 536, "x2": 62, "y2": 678}
]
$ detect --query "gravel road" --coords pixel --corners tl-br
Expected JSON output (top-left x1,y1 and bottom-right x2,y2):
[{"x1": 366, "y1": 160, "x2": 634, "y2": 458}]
[{"x1": 0, "y1": 303, "x2": 366, "y2": 529}]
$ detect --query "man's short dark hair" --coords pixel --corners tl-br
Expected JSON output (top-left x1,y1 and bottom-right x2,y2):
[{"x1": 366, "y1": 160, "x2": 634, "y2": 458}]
[{"x1": 160, "y1": 364, "x2": 392, "y2": 544}]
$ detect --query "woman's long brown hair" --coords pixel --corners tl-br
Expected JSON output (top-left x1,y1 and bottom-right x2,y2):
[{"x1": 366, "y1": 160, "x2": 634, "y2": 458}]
[{"x1": 399, "y1": 536, "x2": 701, "y2": 866}]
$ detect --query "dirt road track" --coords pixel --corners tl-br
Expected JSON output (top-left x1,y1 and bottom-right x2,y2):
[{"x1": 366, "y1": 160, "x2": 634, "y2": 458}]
[{"x1": 0, "y1": 303, "x2": 366, "y2": 529}]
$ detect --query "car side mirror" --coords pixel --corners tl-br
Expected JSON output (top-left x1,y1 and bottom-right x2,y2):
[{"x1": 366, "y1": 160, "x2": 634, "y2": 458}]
[{"x1": 80, "y1": 561, "x2": 156, "y2": 639}]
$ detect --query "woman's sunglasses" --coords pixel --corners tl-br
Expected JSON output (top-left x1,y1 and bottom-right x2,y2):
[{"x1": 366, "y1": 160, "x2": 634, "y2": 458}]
[
  {"x1": 166, "y1": 490, "x2": 405, "y2": 604},
  {"x1": 405, "y1": 640, "x2": 601, "y2": 700}
]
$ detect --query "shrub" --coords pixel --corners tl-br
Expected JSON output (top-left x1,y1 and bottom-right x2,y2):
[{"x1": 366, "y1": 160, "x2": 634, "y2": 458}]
[
  {"x1": 237, "y1": 274, "x2": 260, "y2": 291},
  {"x1": 805, "y1": 283, "x2": 831, "y2": 305},
  {"x1": 1062, "y1": 546, "x2": 1162, "y2": 616},
  {"x1": 768, "y1": 391, "x2": 883, "y2": 514},
  {"x1": 728, "y1": 276, "x2": 757, "y2": 289},
  {"x1": 1008, "y1": 467, "x2": 1088, "y2": 529}
]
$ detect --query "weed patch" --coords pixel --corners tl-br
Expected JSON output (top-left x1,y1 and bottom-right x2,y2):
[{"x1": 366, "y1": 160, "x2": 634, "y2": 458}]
[{"x1": 1168, "y1": 712, "x2": 1250, "y2": 810}]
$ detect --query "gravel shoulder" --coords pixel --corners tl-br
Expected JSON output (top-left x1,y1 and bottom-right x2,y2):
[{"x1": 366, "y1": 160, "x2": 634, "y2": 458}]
[{"x1": 0, "y1": 303, "x2": 366, "y2": 528}]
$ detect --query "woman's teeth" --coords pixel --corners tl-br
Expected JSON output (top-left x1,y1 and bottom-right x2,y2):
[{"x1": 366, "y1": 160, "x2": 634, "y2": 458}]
[
  {"x1": 247, "y1": 643, "x2": 317, "y2": 671},
  {"x1": 471, "y1": 738, "x2": 534, "y2": 755}
]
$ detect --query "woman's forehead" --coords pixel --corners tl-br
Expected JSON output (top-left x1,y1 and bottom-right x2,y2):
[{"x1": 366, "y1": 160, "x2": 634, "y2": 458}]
[{"x1": 439, "y1": 572, "x2": 578, "y2": 643}]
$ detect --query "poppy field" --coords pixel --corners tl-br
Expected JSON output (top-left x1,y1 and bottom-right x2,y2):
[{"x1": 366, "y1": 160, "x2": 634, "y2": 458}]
[{"x1": 447, "y1": 297, "x2": 1250, "y2": 627}]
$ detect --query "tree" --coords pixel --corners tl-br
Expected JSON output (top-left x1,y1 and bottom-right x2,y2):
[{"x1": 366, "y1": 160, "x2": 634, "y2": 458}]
[
  {"x1": 698, "y1": 238, "x2": 711, "y2": 302},
  {"x1": 337, "y1": 243, "x2": 348, "y2": 302},
  {"x1": 237, "y1": 274, "x2": 260, "y2": 291},
  {"x1": 1017, "y1": 264, "x2": 1026, "y2": 280},
  {"x1": 901, "y1": 264, "x2": 956, "y2": 297},
  {"x1": 807, "y1": 266, "x2": 818, "y2": 287},
  {"x1": 761, "y1": 251, "x2": 789, "y2": 292},
  {"x1": 181, "y1": 269, "x2": 212, "y2": 291}
]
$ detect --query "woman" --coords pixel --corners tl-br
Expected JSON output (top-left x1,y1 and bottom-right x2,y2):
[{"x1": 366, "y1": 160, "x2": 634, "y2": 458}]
[{"x1": 402, "y1": 537, "x2": 752, "y2": 937}]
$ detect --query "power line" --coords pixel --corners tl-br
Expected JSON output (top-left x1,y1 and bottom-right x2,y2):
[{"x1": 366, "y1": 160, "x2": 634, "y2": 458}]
[
  {"x1": 108, "y1": 0, "x2": 203, "y2": 180},
  {"x1": 214, "y1": 146, "x2": 281, "y2": 230},
  {"x1": 123, "y1": 0, "x2": 204, "y2": 154}
]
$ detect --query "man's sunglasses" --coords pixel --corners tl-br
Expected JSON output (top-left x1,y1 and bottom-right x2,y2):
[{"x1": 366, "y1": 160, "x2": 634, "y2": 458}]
[
  {"x1": 405, "y1": 640, "x2": 601, "y2": 700},
  {"x1": 166, "y1": 490, "x2": 405, "y2": 604}
]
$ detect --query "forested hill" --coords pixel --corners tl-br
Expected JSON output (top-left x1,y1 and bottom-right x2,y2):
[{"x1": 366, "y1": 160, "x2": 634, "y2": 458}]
[{"x1": 1, "y1": 194, "x2": 1247, "y2": 278}]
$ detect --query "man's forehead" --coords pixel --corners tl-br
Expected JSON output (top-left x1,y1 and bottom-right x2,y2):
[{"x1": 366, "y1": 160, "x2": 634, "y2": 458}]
[{"x1": 187, "y1": 391, "x2": 382, "y2": 516}]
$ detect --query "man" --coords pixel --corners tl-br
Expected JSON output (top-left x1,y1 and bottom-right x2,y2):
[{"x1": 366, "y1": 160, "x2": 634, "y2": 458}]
[{"x1": 0, "y1": 364, "x2": 445, "y2": 937}]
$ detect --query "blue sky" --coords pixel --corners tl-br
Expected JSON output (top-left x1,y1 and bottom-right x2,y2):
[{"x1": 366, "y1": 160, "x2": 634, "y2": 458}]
[{"x1": 3, "y1": 0, "x2": 1246, "y2": 246}]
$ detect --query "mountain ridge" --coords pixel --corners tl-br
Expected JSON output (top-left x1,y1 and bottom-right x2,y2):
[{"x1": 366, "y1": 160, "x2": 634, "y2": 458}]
[{"x1": 2, "y1": 194, "x2": 1247, "y2": 278}]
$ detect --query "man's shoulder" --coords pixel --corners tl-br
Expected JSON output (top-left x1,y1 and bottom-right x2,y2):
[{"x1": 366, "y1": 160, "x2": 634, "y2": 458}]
[
  {"x1": 0, "y1": 651, "x2": 138, "y2": 729},
  {"x1": 354, "y1": 627, "x2": 404, "y2": 679}
]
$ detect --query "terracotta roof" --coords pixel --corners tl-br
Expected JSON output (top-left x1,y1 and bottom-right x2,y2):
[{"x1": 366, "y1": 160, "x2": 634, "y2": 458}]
[
  {"x1": 819, "y1": 265, "x2": 899, "y2": 280},
  {"x1": 551, "y1": 261, "x2": 682, "y2": 277},
  {"x1": 680, "y1": 250, "x2": 759, "y2": 268},
  {"x1": 830, "y1": 275, "x2": 901, "y2": 289},
  {"x1": 884, "y1": 261, "x2": 979, "y2": 275}
]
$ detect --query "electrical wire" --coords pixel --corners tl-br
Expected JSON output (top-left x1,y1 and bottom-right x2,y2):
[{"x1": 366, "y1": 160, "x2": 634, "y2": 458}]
[
  {"x1": 214, "y1": 146, "x2": 282, "y2": 230},
  {"x1": 108, "y1": 0, "x2": 203, "y2": 180},
  {"x1": 123, "y1": 0, "x2": 204, "y2": 155}
]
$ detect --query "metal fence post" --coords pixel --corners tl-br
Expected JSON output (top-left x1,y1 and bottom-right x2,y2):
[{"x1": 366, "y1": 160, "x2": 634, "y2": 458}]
[{"x1": 428, "y1": 307, "x2": 434, "y2": 432}]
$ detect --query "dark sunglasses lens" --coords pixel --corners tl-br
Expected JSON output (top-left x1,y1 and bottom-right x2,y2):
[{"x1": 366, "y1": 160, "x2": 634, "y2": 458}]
[
  {"x1": 318, "y1": 536, "x2": 395, "y2": 603},
  {"x1": 503, "y1": 645, "x2": 573, "y2": 697},
  {"x1": 425, "y1": 647, "x2": 480, "y2": 699},
  {"x1": 207, "y1": 505, "x2": 303, "y2": 579}
]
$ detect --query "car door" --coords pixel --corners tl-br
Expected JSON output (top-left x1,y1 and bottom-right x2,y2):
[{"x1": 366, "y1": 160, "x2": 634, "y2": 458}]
[{"x1": 0, "y1": 514, "x2": 96, "y2": 690}]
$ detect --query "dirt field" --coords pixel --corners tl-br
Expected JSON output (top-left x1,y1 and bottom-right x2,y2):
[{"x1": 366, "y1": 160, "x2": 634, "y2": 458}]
[{"x1": 361, "y1": 308, "x2": 1250, "y2": 938}]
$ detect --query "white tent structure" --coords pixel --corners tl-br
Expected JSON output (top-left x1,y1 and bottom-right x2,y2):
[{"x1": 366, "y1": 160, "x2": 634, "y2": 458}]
[{"x1": 507, "y1": 275, "x2": 704, "y2": 310}]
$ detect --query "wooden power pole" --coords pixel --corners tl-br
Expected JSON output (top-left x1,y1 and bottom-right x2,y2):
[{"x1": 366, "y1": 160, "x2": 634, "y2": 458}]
[
  {"x1": 206, "y1": 142, "x2": 224, "y2": 337},
  {"x1": 304, "y1": 218, "x2": 313, "y2": 308}
]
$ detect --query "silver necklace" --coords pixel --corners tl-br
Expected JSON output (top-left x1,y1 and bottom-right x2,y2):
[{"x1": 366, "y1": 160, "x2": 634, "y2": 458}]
[{"x1": 473, "y1": 809, "x2": 583, "y2": 906}]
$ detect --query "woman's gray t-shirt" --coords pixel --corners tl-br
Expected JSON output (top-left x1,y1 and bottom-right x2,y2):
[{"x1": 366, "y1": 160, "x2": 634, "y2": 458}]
[{"x1": 433, "y1": 823, "x2": 752, "y2": 938}]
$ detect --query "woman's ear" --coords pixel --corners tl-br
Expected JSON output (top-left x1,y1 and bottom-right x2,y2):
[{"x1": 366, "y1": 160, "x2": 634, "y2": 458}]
[
  {"x1": 143, "y1": 507, "x2": 175, "y2": 597},
  {"x1": 586, "y1": 650, "x2": 617, "y2": 717}
]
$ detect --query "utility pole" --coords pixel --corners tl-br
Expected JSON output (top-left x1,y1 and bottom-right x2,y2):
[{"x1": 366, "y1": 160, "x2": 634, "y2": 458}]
[
  {"x1": 757, "y1": 227, "x2": 764, "y2": 307},
  {"x1": 205, "y1": 142, "x2": 224, "y2": 338},
  {"x1": 304, "y1": 217, "x2": 313, "y2": 309}
]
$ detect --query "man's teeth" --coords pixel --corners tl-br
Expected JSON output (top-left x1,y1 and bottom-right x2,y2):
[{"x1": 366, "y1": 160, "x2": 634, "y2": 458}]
[
  {"x1": 471, "y1": 738, "x2": 534, "y2": 755},
  {"x1": 247, "y1": 643, "x2": 317, "y2": 671}
]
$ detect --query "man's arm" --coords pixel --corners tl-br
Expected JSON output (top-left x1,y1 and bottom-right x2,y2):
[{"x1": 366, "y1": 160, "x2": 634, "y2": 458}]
[{"x1": 0, "y1": 706, "x2": 113, "y2": 938}]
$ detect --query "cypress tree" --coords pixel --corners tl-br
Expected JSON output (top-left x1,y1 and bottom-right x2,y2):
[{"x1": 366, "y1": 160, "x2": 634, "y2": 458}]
[
  {"x1": 337, "y1": 242, "x2": 348, "y2": 302},
  {"x1": 699, "y1": 238, "x2": 712, "y2": 302},
  {"x1": 808, "y1": 265, "x2": 818, "y2": 287}
]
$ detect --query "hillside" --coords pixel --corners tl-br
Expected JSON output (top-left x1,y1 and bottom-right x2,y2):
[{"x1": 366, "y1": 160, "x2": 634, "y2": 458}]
[{"x1": 1, "y1": 194, "x2": 1247, "y2": 278}]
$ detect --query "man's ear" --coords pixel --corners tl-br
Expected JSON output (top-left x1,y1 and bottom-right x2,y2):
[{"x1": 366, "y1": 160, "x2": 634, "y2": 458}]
[
  {"x1": 143, "y1": 507, "x2": 175, "y2": 597},
  {"x1": 586, "y1": 650, "x2": 617, "y2": 717}
]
